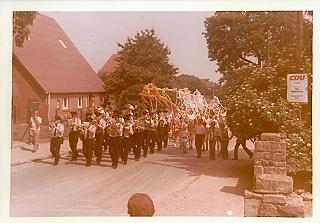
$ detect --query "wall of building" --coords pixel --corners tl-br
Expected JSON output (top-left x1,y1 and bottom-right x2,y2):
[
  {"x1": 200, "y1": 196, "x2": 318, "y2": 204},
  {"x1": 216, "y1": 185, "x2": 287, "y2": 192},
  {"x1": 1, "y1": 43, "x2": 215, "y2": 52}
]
[
  {"x1": 12, "y1": 62, "x2": 47, "y2": 124},
  {"x1": 49, "y1": 93, "x2": 104, "y2": 121}
]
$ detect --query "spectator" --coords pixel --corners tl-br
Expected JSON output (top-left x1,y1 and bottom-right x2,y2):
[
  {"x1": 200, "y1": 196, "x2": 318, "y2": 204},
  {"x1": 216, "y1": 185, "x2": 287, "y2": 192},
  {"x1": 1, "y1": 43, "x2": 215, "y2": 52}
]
[
  {"x1": 127, "y1": 193, "x2": 155, "y2": 217},
  {"x1": 29, "y1": 110, "x2": 42, "y2": 152}
]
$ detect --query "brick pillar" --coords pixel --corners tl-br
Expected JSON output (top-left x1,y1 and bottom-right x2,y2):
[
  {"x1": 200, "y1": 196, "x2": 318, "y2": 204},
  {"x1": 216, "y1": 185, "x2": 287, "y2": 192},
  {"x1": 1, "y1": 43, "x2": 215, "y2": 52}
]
[{"x1": 244, "y1": 133, "x2": 305, "y2": 217}]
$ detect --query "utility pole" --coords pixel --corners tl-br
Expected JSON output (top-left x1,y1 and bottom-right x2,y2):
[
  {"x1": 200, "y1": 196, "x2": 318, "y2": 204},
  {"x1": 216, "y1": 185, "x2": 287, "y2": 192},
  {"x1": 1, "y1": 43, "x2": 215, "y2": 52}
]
[
  {"x1": 296, "y1": 11, "x2": 303, "y2": 72},
  {"x1": 296, "y1": 11, "x2": 304, "y2": 120}
]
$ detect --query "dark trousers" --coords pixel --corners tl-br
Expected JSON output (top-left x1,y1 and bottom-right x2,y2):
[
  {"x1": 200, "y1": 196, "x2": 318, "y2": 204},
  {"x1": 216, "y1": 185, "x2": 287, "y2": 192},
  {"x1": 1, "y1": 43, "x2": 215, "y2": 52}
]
[
  {"x1": 83, "y1": 138, "x2": 95, "y2": 165},
  {"x1": 122, "y1": 137, "x2": 132, "y2": 164},
  {"x1": 109, "y1": 136, "x2": 121, "y2": 168},
  {"x1": 220, "y1": 139, "x2": 229, "y2": 159},
  {"x1": 195, "y1": 134, "x2": 204, "y2": 158},
  {"x1": 94, "y1": 133, "x2": 104, "y2": 162},
  {"x1": 209, "y1": 139, "x2": 216, "y2": 160},
  {"x1": 50, "y1": 137, "x2": 63, "y2": 165},
  {"x1": 163, "y1": 132, "x2": 169, "y2": 148},
  {"x1": 157, "y1": 129, "x2": 165, "y2": 150},
  {"x1": 104, "y1": 134, "x2": 110, "y2": 152},
  {"x1": 132, "y1": 134, "x2": 140, "y2": 160},
  {"x1": 69, "y1": 131, "x2": 79, "y2": 159},
  {"x1": 135, "y1": 132, "x2": 147, "y2": 157},
  {"x1": 234, "y1": 140, "x2": 253, "y2": 159},
  {"x1": 145, "y1": 130, "x2": 155, "y2": 154}
]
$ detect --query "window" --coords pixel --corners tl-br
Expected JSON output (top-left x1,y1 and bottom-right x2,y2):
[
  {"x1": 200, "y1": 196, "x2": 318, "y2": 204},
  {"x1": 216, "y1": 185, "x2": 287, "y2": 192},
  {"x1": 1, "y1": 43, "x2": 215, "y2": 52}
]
[
  {"x1": 78, "y1": 97, "x2": 83, "y2": 108},
  {"x1": 58, "y1": 39, "x2": 67, "y2": 49},
  {"x1": 85, "y1": 96, "x2": 89, "y2": 107},
  {"x1": 62, "y1": 97, "x2": 69, "y2": 109},
  {"x1": 56, "y1": 99, "x2": 60, "y2": 109}
]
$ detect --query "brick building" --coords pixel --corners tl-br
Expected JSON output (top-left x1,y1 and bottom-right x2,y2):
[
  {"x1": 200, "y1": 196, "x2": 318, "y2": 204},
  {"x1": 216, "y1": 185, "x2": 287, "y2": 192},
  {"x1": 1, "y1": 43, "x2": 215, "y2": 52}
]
[{"x1": 12, "y1": 13, "x2": 105, "y2": 124}]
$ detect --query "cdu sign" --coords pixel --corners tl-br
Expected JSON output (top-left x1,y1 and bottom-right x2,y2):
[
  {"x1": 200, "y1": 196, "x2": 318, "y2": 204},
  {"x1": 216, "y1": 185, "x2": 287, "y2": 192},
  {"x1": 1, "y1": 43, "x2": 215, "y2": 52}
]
[{"x1": 287, "y1": 74, "x2": 308, "y2": 104}]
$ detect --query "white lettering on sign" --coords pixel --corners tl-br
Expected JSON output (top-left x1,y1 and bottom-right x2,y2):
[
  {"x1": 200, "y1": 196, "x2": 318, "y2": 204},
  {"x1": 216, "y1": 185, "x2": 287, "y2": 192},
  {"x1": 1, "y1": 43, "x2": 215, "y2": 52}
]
[{"x1": 287, "y1": 74, "x2": 308, "y2": 104}]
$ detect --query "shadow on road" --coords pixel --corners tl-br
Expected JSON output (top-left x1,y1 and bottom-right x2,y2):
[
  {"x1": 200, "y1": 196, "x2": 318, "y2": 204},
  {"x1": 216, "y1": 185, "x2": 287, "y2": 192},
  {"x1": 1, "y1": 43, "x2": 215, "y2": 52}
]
[
  {"x1": 19, "y1": 146, "x2": 34, "y2": 152},
  {"x1": 146, "y1": 147, "x2": 253, "y2": 197}
]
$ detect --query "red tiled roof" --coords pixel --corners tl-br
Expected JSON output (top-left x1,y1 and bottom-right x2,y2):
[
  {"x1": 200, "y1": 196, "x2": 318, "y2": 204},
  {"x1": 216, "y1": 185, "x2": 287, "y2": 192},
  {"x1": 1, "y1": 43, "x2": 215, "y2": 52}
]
[
  {"x1": 97, "y1": 53, "x2": 119, "y2": 77},
  {"x1": 13, "y1": 13, "x2": 105, "y2": 94}
]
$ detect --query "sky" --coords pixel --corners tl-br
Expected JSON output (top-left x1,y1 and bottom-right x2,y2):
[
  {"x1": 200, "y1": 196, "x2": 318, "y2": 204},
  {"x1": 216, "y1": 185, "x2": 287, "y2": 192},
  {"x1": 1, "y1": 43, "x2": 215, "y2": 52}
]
[{"x1": 42, "y1": 11, "x2": 221, "y2": 82}]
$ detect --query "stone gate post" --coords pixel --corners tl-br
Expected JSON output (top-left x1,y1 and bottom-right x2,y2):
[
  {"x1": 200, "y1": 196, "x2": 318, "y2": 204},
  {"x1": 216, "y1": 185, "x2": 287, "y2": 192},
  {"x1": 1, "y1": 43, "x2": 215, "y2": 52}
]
[{"x1": 244, "y1": 133, "x2": 306, "y2": 217}]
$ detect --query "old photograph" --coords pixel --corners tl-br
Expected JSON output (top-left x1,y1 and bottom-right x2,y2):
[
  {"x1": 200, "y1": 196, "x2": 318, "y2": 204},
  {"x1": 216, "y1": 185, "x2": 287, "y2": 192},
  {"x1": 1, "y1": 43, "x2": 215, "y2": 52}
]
[{"x1": 9, "y1": 9, "x2": 313, "y2": 218}]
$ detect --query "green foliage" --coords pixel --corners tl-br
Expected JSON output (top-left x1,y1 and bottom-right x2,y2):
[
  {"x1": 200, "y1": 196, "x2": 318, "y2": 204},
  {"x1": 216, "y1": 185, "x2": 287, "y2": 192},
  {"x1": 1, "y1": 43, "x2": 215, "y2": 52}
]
[
  {"x1": 204, "y1": 12, "x2": 312, "y2": 173},
  {"x1": 204, "y1": 11, "x2": 312, "y2": 74},
  {"x1": 171, "y1": 74, "x2": 212, "y2": 98},
  {"x1": 13, "y1": 11, "x2": 37, "y2": 47},
  {"x1": 103, "y1": 29, "x2": 178, "y2": 109}
]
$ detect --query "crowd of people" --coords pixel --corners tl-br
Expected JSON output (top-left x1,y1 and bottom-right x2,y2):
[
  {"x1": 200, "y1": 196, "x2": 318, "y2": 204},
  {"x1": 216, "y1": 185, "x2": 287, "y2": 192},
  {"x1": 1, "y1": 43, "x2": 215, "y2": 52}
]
[{"x1": 29, "y1": 103, "x2": 254, "y2": 167}]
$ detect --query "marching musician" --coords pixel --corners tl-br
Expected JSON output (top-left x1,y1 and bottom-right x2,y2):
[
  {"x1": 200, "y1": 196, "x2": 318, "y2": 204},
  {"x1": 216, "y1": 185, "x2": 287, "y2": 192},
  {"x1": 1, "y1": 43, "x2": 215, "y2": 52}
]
[
  {"x1": 149, "y1": 111, "x2": 158, "y2": 154},
  {"x1": 108, "y1": 111, "x2": 123, "y2": 169},
  {"x1": 144, "y1": 109, "x2": 153, "y2": 156},
  {"x1": 132, "y1": 112, "x2": 140, "y2": 161},
  {"x1": 137, "y1": 111, "x2": 147, "y2": 158},
  {"x1": 49, "y1": 116, "x2": 64, "y2": 166},
  {"x1": 82, "y1": 117, "x2": 96, "y2": 167},
  {"x1": 94, "y1": 109, "x2": 107, "y2": 164},
  {"x1": 68, "y1": 111, "x2": 82, "y2": 161},
  {"x1": 157, "y1": 115, "x2": 166, "y2": 151},
  {"x1": 122, "y1": 112, "x2": 134, "y2": 165}
]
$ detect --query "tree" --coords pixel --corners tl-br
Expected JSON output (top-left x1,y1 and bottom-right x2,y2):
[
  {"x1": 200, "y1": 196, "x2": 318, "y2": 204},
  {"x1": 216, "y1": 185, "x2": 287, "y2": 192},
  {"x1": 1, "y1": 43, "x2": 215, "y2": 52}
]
[
  {"x1": 203, "y1": 11, "x2": 312, "y2": 75},
  {"x1": 170, "y1": 74, "x2": 212, "y2": 98},
  {"x1": 204, "y1": 12, "x2": 312, "y2": 173},
  {"x1": 13, "y1": 11, "x2": 37, "y2": 47},
  {"x1": 102, "y1": 29, "x2": 178, "y2": 109}
]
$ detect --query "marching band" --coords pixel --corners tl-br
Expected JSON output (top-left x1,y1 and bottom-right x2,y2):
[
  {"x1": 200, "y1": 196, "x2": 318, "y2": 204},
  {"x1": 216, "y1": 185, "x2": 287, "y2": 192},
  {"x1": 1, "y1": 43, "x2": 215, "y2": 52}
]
[{"x1": 47, "y1": 104, "x2": 232, "y2": 167}]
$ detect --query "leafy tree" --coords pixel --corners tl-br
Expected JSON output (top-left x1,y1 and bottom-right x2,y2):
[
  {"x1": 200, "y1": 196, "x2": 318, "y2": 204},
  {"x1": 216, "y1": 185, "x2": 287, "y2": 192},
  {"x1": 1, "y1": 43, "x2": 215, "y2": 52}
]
[
  {"x1": 203, "y1": 11, "x2": 312, "y2": 75},
  {"x1": 103, "y1": 29, "x2": 178, "y2": 109},
  {"x1": 204, "y1": 11, "x2": 312, "y2": 173},
  {"x1": 13, "y1": 11, "x2": 37, "y2": 47}
]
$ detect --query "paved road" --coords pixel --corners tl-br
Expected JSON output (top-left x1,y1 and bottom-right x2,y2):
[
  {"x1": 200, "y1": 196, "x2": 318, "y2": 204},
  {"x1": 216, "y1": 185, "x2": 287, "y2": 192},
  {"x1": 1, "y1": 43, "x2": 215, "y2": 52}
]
[{"x1": 10, "y1": 139, "x2": 254, "y2": 217}]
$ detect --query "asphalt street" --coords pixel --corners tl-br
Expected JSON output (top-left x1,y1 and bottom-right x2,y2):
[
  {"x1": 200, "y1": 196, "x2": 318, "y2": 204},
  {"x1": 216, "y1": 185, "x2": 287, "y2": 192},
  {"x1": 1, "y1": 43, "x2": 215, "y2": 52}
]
[{"x1": 10, "y1": 139, "x2": 254, "y2": 217}]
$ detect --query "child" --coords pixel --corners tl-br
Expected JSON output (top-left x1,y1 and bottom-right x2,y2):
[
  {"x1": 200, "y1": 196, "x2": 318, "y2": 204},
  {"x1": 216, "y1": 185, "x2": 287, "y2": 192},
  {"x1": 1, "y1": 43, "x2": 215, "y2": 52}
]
[{"x1": 178, "y1": 117, "x2": 189, "y2": 154}]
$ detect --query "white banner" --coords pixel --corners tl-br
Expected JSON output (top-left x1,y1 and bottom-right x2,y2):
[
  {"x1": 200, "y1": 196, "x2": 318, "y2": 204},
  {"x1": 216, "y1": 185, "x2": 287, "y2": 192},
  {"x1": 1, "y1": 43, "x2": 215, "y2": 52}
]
[{"x1": 287, "y1": 74, "x2": 308, "y2": 104}]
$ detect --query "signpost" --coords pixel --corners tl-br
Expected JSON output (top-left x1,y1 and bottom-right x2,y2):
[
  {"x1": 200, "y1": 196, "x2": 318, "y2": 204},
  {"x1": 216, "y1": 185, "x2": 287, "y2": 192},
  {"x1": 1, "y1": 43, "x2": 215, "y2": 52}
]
[{"x1": 287, "y1": 74, "x2": 308, "y2": 104}]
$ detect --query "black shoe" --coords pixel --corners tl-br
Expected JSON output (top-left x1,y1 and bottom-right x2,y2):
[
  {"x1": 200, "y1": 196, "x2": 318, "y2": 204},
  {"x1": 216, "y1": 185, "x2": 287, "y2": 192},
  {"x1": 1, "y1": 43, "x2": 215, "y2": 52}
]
[
  {"x1": 96, "y1": 159, "x2": 101, "y2": 164},
  {"x1": 112, "y1": 165, "x2": 117, "y2": 169},
  {"x1": 86, "y1": 163, "x2": 91, "y2": 167},
  {"x1": 232, "y1": 158, "x2": 238, "y2": 160},
  {"x1": 71, "y1": 157, "x2": 77, "y2": 161},
  {"x1": 123, "y1": 161, "x2": 127, "y2": 165}
]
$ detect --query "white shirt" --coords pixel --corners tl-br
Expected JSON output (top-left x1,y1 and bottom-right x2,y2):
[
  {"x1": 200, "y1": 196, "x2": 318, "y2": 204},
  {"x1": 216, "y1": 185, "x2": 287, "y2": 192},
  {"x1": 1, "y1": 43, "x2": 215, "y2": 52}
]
[
  {"x1": 30, "y1": 115, "x2": 42, "y2": 131},
  {"x1": 49, "y1": 122, "x2": 64, "y2": 137}
]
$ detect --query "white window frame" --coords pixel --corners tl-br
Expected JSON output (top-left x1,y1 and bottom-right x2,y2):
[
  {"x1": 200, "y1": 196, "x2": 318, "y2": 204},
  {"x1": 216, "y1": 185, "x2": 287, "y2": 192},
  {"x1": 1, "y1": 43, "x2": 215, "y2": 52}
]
[
  {"x1": 85, "y1": 96, "x2": 89, "y2": 107},
  {"x1": 62, "y1": 97, "x2": 69, "y2": 109},
  {"x1": 92, "y1": 97, "x2": 95, "y2": 107},
  {"x1": 78, "y1": 96, "x2": 83, "y2": 108}
]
